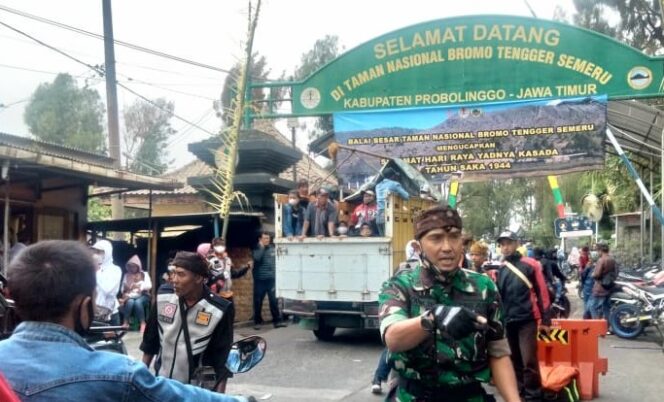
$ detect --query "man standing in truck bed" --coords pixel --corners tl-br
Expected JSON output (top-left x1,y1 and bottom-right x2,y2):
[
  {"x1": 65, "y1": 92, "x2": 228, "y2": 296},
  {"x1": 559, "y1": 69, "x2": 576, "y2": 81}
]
[
  {"x1": 379, "y1": 206, "x2": 520, "y2": 402},
  {"x1": 375, "y1": 167, "x2": 409, "y2": 236}
]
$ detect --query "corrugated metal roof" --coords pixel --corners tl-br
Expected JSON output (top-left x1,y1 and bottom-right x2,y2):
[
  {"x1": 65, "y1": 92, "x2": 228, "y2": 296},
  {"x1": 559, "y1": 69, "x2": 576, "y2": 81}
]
[
  {"x1": 0, "y1": 131, "x2": 115, "y2": 168},
  {"x1": 126, "y1": 160, "x2": 210, "y2": 195}
]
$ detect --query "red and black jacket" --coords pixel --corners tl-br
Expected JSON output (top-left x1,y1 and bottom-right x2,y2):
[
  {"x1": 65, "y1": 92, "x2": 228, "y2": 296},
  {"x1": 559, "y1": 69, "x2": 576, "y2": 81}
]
[{"x1": 496, "y1": 252, "x2": 551, "y2": 325}]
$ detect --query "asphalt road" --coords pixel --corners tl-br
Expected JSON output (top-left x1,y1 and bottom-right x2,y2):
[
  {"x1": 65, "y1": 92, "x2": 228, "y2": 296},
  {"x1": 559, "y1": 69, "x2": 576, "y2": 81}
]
[{"x1": 123, "y1": 284, "x2": 664, "y2": 402}]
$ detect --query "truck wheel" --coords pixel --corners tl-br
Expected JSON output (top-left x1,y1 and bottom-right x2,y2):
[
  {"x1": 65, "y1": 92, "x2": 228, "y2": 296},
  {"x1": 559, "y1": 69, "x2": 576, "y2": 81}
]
[{"x1": 313, "y1": 325, "x2": 336, "y2": 341}]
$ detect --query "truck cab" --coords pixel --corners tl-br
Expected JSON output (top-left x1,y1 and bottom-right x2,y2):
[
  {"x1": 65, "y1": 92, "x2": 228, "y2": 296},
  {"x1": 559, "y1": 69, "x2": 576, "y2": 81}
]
[{"x1": 274, "y1": 192, "x2": 436, "y2": 340}]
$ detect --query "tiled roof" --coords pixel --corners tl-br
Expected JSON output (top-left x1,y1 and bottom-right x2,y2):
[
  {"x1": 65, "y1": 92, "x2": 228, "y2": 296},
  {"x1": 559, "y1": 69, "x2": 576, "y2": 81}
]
[
  {"x1": 251, "y1": 120, "x2": 337, "y2": 187},
  {"x1": 128, "y1": 121, "x2": 336, "y2": 197}
]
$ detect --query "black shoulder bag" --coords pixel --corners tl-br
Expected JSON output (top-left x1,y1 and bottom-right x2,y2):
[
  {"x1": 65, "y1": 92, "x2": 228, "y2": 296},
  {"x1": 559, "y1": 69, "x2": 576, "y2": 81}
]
[{"x1": 179, "y1": 298, "x2": 218, "y2": 390}]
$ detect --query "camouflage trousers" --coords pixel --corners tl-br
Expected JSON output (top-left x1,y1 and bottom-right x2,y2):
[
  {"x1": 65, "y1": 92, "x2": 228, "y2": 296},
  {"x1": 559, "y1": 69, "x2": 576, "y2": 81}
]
[{"x1": 386, "y1": 378, "x2": 488, "y2": 402}]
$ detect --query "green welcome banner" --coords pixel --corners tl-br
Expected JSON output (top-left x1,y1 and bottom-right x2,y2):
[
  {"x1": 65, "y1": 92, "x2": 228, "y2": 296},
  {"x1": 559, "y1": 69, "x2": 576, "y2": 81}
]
[{"x1": 291, "y1": 15, "x2": 663, "y2": 115}]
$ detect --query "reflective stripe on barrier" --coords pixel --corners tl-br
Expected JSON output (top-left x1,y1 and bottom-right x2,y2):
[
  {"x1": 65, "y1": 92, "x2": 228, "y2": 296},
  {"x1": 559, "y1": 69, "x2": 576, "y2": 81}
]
[
  {"x1": 538, "y1": 328, "x2": 569, "y2": 345},
  {"x1": 537, "y1": 319, "x2": 608, "y2": 400}
]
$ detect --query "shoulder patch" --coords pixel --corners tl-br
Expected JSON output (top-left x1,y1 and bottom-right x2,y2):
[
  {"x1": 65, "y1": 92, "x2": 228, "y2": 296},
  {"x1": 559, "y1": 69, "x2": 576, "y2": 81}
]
[
  {"x1": 204, "y1": 291, "x2": 232, "y2": 311},
  {"x1": 157, "y1": 284, "x2": 175, "y2": 295}
]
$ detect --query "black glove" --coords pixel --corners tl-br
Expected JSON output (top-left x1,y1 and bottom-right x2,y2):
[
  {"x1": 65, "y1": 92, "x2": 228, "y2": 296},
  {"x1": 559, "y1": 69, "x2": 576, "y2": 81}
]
[{"x1": 431, "y1": 305, "x2": 483, "y2": 340}]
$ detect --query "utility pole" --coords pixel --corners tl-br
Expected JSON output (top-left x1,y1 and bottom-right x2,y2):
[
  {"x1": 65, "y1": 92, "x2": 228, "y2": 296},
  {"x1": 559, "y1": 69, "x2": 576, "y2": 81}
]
[
  {"x1": 102, "y1": 0, "x2": 123, "y2": 219},
  {"x1": 287, "y1": 117, "x2": 298, "y2": 182}
]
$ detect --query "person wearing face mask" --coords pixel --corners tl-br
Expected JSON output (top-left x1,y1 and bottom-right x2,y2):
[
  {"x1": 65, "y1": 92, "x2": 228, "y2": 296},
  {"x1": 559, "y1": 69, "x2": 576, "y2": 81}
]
[
  {"x1": 0, "y1": 240, "x2": 255, "y2": 402},
  {"x1": 283, "y1": 189, "x2": 305, "y2": 240},
  {"x1": 118, "y1": 255, "x2": 152, "y2": 332},
  {"x1": 91, "y1": 239, "x2": 122, "y2": 325},
  {"x1": 379, "y1": 206, "x2": 520, "y2": 402},
  {"x1": 206, "y1": 238, "x2": 251, "y2": 302},
  {"x1": 350, "y1": 189, "x2": 377, "y2": 234},
  {"x1": 336, "y1": 221, "x2": 349, "y2": 236}
]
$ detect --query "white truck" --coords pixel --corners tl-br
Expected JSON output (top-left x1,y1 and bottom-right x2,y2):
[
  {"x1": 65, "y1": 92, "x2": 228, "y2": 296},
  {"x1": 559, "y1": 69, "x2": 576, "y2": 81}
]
[{"x1": 274, "y1": 163, "x2": 437, "y2": 340}]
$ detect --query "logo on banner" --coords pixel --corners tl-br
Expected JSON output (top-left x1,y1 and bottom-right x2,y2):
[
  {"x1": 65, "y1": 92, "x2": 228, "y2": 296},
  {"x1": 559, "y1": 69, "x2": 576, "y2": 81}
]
[{"x1": 627, "y1": 66, "x2": 652, "y2": 90}]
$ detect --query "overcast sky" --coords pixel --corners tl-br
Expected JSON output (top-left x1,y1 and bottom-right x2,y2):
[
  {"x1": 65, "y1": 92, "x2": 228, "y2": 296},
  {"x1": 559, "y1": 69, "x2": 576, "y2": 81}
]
[{"x1": 0, "y1": 0, "x2": 574, "y2": 169}]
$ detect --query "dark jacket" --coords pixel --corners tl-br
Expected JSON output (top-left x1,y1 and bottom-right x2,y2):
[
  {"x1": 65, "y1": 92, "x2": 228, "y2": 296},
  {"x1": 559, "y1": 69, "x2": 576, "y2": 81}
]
[
  {"x1": 496, "y1": 252, "x2": 552, "y2": 325},
  {"x1": 540, "y1": 257, "x2": 567, "y2": 285},
  {"x1": 282, "y1": 203, "x2": 304, "y2": 237},
  {"x1": 252, "y1": 244, "x2": 276, "y2": 281}
]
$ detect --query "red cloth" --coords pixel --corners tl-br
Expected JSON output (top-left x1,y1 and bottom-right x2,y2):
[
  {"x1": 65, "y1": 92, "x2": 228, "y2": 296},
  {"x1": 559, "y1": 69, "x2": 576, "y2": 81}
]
[
  {"x1": 0, "y1": 372, "x2": 20, "y2": 402},
  {"x1": 349, "y1": 203, "x2": 377, "y2": 227},
  {"x1": 521, "y1": 256, "x2": 552, "y2": 322}
]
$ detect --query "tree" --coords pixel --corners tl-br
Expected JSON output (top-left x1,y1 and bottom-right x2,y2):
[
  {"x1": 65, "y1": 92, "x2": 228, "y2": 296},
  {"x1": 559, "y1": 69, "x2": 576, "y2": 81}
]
[
  {"x1": 24, "y1": 73, "x2": 106, "y2": 152},
  {"x1": 566, "y1": 0, "x2": 663, "y2": 55},
  {"x1": 87, "y1": 197, "x2": 111, "y2": 222},
  {"x1": 458, "y1": 179, "x2": 527, "y2": 239},
  {"x1": 123, "y1": 98, "x2": 176, "y2": 175},
  {"x1": 218, "y1": 53, "x2": 275, "y2": 126},
  {"x1": 293, "y1": 35, "x2": 342, "y2": 140}
]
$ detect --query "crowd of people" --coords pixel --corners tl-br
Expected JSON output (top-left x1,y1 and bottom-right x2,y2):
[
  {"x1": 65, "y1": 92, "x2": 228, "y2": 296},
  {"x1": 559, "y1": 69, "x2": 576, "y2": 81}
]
[
  {"x1": 0, "y1": 183, "x2": 622, "y2": 402},
  {"x1": 373, "y1": 212, "x2": 620, "y2": 401},
  {"x1": 283, "y1": 171, "x2": 411, "y2": 240}
]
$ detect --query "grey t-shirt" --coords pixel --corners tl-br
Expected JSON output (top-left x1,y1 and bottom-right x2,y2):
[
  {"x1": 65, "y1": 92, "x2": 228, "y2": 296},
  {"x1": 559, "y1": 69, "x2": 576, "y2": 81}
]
[{"x1": 304, "y1": 201, "x2": 337, "y2": 236}]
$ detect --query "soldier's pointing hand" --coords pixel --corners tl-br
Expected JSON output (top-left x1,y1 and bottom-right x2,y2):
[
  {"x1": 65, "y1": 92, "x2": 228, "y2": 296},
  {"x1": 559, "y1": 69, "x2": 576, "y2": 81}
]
[{"x1": 428, "y1": 305, "x2": 487, "y2": 340}]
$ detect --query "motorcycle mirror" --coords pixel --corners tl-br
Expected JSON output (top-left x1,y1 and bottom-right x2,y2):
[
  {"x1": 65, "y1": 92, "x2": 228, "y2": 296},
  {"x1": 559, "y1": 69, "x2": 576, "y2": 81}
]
[{"x1": 226, "y1": 336, "x2": 266, "y2": 374}]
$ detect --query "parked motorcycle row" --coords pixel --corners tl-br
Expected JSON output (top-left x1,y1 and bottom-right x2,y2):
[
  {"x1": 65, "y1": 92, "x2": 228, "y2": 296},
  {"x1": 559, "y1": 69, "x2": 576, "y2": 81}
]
[{"x1": 607, "y1": 264, "x2": 664, "y2": 349}]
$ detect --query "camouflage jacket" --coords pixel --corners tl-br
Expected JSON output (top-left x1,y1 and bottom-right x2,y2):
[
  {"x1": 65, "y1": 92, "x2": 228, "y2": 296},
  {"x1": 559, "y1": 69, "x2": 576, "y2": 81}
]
[{"x1": 379, "y1": 262, "x2": 509, "y2": 399}]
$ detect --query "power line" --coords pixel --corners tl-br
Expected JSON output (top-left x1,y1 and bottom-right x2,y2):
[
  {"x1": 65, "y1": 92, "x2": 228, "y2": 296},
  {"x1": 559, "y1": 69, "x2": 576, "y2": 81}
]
[
  {"x1": 0, "y1": 4, "x2": 282, "y2": 83},
  {"x1": 117, "y1": 82, "x2": 216, "y2": 135},
  {"x1": 0, "y1": 4, "x2": 232, "y2": 74},
  {"x1": 0, "y1": 19, "x2": 216, "y2": 137},
  {"x1": 117, "y1": 74, "x2": 218, "y2": 101},
  {"x1": 0, "y1": 62, "x2": 59, "y2": 75}
]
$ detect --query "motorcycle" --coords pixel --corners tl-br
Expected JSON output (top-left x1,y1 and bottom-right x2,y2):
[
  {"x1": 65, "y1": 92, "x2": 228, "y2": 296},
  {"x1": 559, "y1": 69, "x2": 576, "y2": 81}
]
[
  {"x1": 192, "y1": 336, "x2": 267, "y2": 389},
  {"x1": 551, "y1": 285, "x2": 571, "y2": 319},
  {"x1": 608, "y1": 281, "x2": 664, "y2": 347},
  {"x1": 86, "y1": 323, "x2": 128, "y2": 354}
]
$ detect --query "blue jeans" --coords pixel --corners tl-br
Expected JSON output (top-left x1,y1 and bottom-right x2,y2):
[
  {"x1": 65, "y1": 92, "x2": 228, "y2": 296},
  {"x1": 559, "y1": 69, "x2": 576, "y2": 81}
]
[
  {"x1": 121, "y1": 294, "x2": 149, "y2": 324},
  {"x1": 590, "y1": 295, "x2": 611, "y2": 320},
  {"x1": 582, "y1": 294, "x2": 593, "y2": 319},
  {"x1": 373, "y1": 349, "x2": 393, "y2": 382}
]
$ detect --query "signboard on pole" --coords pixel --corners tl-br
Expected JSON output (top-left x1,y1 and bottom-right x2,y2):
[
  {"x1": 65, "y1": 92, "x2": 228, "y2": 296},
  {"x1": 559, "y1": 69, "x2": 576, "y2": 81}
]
[
  {"x1": 554, "y1": 216, "x2": 596, "y2": 239},
  {"x1": 289, "y1": 15, "x2": 664, "y2": 116}
]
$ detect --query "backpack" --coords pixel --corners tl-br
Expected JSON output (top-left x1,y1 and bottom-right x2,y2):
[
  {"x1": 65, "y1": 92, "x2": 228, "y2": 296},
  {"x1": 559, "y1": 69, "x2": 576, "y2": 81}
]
[
  {"x1": 541, "y1": 365, "x2": 580, "y2": 402},
  {"x1": 600, "y1": 261, "x2": 619, "y2": 289},
  {"x1": 542, "y1": 381, "x2": 580, "y2": 402}
]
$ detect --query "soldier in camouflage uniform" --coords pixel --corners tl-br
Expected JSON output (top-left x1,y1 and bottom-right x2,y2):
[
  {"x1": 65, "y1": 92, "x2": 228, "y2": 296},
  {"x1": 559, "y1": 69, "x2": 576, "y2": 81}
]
[{"x1": 379, "y1": 206, "x2": 520, "y2": 402}]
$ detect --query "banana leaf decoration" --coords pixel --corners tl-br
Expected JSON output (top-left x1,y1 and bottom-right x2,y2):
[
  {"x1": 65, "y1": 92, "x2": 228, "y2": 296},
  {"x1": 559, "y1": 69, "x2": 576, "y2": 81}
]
[{"x1": 205, "y1": 0, "x2": 261, "y2": 238}]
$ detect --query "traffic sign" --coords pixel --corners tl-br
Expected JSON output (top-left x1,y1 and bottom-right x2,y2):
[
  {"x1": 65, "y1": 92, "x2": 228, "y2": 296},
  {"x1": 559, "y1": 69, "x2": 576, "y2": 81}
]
[{"x1": 554, "y1": 216, "x2": 595, "y2": 239}]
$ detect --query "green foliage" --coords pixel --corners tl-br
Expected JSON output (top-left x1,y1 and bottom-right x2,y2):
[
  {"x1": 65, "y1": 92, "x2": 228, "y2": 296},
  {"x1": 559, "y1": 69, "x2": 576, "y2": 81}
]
[
  {"x1": 569, "y1": 0, "x2": 663, "y2": 55},
  {"x1": 458, "y1": 179, "x2": 524, "y2": 239},
  {"x1": 219, "y1": 53, "x2": 273, "y2": 126},
  {"x1": 87, "y1": 197, "x2": 111, "y2": 222},
  {"x1": 24, "y1": 73, "x2": 106, "y2": 152},
  {"x1": 578, "y1": 155, "x2": 640, "y2": 213},
  {"x1": 294, "y1": 35, "x2": 341, "y2": 140},
  {"x1": 294, "y1": 35, "x2": 341, "y2": 79},
  {"x1": 123, "y1": 98, "x2": 175, "y2": 176}
]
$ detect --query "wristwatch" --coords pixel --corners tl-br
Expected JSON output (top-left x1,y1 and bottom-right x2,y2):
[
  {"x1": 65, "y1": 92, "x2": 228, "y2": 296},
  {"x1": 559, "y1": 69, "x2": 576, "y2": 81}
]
[{"x1": 420, "y1": 311, "x2": 435, "y2": 333}]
